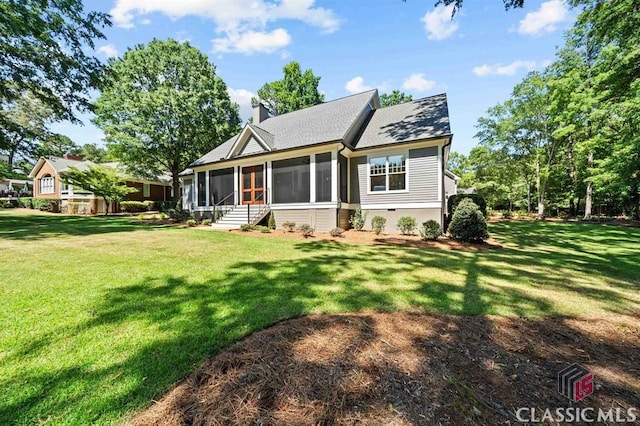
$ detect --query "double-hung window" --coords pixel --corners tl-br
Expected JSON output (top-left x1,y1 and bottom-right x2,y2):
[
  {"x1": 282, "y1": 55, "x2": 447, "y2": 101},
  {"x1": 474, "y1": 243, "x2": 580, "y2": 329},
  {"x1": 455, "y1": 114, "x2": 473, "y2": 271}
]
[
  {"x1": 39, "y1": 175, "x2": 55, "y2": 194},
  {"x1": 369, "y1": 154, "x2": 406, "y2": 192}
]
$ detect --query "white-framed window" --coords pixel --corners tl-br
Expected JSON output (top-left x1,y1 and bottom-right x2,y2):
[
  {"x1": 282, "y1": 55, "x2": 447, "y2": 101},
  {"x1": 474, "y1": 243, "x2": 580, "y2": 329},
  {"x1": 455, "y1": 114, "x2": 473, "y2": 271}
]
[
  {"x1": 39, "y1": 174, "x2": 55, "y2": 194},
  {"x1": 143, "y1": 183, "x2": 150, "y2": 198},
  {"x1": 369, "y1": 154, "x2": 406, "y2": 192}
]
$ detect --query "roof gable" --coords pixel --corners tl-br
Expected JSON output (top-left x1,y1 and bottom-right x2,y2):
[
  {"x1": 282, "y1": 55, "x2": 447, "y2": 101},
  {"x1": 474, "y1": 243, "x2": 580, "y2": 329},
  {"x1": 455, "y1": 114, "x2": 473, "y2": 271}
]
[{"x1": 226, "y1": 124, "x2": 273, "y2": 159}]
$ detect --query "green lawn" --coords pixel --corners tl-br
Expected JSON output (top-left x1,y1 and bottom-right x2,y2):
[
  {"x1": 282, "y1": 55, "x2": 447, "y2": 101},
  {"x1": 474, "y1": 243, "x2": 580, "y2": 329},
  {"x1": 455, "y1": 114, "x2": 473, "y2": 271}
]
[{"x1": 1, "y1": 209, "x2": 639, "y2": 425}]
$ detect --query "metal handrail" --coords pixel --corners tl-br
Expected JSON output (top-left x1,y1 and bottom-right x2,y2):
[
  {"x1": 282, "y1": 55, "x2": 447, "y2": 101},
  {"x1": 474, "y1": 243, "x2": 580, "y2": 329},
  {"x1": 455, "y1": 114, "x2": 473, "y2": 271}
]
[
  {"x1": 213, "y1": 191, "x2": 236, "y2": 222},
  {"x1": 247, "y1": 189, "x2": 269, "y2": 223}
]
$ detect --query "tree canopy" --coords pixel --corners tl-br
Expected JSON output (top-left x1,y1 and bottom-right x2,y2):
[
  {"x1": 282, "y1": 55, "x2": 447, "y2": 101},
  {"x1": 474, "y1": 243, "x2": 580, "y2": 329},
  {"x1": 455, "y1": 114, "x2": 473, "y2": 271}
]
[
  {"x1": 94, "y1": 39, "x2": 241, "y2": 202},
  {"x1": 380, "y1": 90, "x2": 413, "y2": 107},
  {"x1": 252, "y1": 61, "x2": 324, "y2": 117}
]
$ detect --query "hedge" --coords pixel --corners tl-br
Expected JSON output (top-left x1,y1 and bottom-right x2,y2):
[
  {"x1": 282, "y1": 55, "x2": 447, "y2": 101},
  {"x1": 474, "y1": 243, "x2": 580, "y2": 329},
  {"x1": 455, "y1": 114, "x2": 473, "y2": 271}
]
[{"x1": 447, "y1": 194, "x2": 487, "y2": 217}]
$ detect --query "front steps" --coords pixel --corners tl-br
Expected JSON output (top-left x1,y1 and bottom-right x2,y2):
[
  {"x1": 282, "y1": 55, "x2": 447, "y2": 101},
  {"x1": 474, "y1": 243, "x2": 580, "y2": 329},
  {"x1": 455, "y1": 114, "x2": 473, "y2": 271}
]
[{"x1": 210, "y1": 204, "x2": 270, "y2": 229}]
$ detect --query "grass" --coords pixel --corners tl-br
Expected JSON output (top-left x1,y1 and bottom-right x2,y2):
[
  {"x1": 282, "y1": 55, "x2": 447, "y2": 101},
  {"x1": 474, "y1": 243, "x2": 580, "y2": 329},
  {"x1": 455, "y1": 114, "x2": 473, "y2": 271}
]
[{"x1": 1, "y1": 209, "x2": 639, "y2": 424}]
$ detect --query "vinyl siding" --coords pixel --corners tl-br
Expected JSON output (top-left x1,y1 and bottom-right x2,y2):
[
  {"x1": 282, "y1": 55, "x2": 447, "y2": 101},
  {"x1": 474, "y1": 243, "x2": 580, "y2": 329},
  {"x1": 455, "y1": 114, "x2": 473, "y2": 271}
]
[
  {"x1": 350, "y1": 156, "x2": 366, "y2": 203},
  {"x1": 355, "y1": 146, "x2": 439, "y2": 205},
  {"x1": 361, "y1": 208, "x2": 442, "y2": 230},
  {"x1": 239, "y1": 136, "x2": 266, "y2": 156},
  {"x1": 273, "y1": 208, "x2": 337, "y2": 232}
]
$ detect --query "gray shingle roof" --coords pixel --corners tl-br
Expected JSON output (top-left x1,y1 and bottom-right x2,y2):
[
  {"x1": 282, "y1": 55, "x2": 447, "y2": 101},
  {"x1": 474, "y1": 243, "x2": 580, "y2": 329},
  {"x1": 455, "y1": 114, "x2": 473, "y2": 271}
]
[
  {"x1": 353, "y1": 94, "x2": 451, "y2": 149},
  {"x1": 38, "y1": 157, "x2": 171, "y2": 183},
  {"x1": 190, "y1": 90, "x2": 378, "y2": 167},
  {"x1": 248, "y1": 124, "x2": 274, "y2": 148},
  {"x1": 46, "y1": 157, "x2": 94, "y2": 173}
]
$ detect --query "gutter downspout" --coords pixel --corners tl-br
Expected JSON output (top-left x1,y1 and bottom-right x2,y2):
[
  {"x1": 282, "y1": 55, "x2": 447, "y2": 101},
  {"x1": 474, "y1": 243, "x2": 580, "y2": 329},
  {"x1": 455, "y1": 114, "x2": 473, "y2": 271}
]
[
  {"x1": 441, "y1": 137, "x2": 453, "y2": 228},
  {"x1": 337, "y1": 143, "x2": 348, "y2": 228}
]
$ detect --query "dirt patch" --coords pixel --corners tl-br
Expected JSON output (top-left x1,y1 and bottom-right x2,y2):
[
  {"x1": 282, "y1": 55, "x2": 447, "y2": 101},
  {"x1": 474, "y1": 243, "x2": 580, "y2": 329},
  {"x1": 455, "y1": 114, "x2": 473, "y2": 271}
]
[
  {"x1": 129, "y1": 312, "x2": 640, "y2": 425},
  {"x1": 227, "y1": 229, "x2": 502, "y2": 251}
]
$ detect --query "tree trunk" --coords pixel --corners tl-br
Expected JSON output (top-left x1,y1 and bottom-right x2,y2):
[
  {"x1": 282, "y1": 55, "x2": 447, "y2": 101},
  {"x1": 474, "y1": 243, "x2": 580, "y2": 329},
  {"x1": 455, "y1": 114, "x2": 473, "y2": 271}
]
[
  {"x1": 536, "y1": 159, "x2": 544, "y2": 220},
  {"x1": 104, "y1": 197, "x2": 110, "y2": 216},
  {"x1": 172, "y1": 172, "x2": 181, "y2": 205},
  {"x1": 569, "y1": 198, "x2": 576, "y2": 217},
  {"x1": 8, "y1": 149, "x2": 15, "y2": 168},
  {"x1": 584, "y1": 151, "x2": 593, "y2": 220}
]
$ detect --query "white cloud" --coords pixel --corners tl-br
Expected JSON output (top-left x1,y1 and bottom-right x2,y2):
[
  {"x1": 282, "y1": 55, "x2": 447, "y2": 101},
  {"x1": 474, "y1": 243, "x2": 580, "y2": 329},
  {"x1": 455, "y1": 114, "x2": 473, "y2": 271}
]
[
  {"x1": 97, "y1": 44, "x2": 119, "y2": 58},
  {"x1": 345, "y1": 76, "x2": 373, "y2": 94},
  {"x1": 228, "y1": 87, "x2": 256, "y2": 122},
  {"x1": 212, "y1": 28, "x2": 291, "y2": 54},
  {"x1": 518, "y1": 0, "x2": 569, "y2": 36},
  {"x1": 140, "y1": 18, "x2": 152, "y2": 25},
  {"x1": 402, "y1": 73, "x2": 437, "y2": 93},
  {"x1": 109, "y1": 0, "x2": 341, "y2": 55},
  {"x1": 473, "y1": 60, "x2": 539, "y2": 76},
  {"x1": 421, "y1": 4, "x2": 459, "y2": 40}
]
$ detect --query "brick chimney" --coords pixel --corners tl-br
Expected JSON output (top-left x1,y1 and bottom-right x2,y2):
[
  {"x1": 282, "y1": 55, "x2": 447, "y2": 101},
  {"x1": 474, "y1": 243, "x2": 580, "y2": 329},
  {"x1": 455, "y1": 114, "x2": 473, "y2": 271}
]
[
  {"x1": 63, "y1": 153, "x2": 83, "y2": 161},
  {"x1": 253, "y1": 102, "x2": 269, "y2": 124}
]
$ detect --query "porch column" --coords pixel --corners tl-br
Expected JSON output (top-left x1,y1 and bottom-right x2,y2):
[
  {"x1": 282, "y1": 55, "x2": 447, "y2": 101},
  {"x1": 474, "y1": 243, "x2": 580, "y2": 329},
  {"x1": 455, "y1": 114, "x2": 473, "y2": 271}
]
[
  {"x1": 233, "y1": 166, "x2": 239, "y2": 205},
  {"x1": 266, "y1": 160, "x2": 272, "y2": 204},
  {"x1": 310, "y1": 153, "x2": 316, "y2": 203},
  {"x1": 331, "y1": 150, "x2": 338, "y2": 203}
]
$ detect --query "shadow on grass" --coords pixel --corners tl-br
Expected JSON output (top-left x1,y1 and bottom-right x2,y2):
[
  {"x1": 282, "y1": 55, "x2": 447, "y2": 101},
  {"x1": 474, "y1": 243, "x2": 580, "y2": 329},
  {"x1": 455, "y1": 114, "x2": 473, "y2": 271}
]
[
  {"x1": 3, "y1": 220, "x2": 639, "y2": 424},
  {"x1": 0, "y1": 212, "x2": 169, "y2": 240}
]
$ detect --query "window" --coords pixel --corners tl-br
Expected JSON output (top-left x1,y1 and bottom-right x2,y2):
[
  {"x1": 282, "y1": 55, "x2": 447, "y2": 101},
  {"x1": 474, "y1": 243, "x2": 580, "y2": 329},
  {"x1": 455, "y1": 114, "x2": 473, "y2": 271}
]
[
  {"x1": 197, "y1": 171, "x2": 207, "y2": 206},
  {"x1": 143, "y1": 183, "x2": 150, "y2": 198},
  {"x1": 39, "y1": 174, "x2": 55, "y2": 194},
  {"x1": 183, "y1": 179, "x2": 193, "y2": 205},
  {"x1": 209, "y1": 168, "x2": 234, "y2": 205},
  {"x1": 272, "y1": 156, "x2": 310, "y2": 203},
  {"x1": 369, "y1": 154, "x2": 406, "y2": 192},
  {"x1": 315, "y1": 153, "x2": 332, "y2": 202}
]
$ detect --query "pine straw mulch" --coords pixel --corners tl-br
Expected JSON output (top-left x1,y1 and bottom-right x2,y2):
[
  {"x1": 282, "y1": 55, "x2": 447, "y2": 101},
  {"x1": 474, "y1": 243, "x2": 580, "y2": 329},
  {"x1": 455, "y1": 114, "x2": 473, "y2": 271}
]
[
  {"x1": 129, "y1": 312, "x2": 640, "y2": 425},
  {"x1": 226, "y1": 229, "x2": 502, "y2": 251}
]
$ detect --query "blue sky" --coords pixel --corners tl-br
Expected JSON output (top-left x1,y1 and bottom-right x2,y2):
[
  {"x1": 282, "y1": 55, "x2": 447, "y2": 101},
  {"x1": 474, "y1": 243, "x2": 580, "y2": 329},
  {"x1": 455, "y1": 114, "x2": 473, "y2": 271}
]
[{"x1": 52, "y1": 0, "x2": 576, "y2": 155}]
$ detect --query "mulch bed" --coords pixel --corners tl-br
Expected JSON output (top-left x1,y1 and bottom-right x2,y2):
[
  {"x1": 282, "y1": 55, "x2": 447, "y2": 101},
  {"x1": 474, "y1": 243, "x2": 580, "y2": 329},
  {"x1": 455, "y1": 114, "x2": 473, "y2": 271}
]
[
  {"x1": 129, "y1": 312, "x2": 639, "y2": 425},
  {"x1": 226, "y1": 229, "x2": 502, "y2": 251}
]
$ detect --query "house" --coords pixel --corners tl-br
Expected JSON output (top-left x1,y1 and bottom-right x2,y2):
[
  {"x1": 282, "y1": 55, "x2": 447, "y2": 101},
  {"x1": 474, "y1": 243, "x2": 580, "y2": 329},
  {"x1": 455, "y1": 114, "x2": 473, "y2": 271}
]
[
  {"x1": 444, "y1": 170, "x2": 460, "y2": 212},
  {"x1": 29, "y1": 154, "x2": 173, "y2": 214},
  {"x1": 183, "y1": 89, "x2": 453, "y2": 232}
]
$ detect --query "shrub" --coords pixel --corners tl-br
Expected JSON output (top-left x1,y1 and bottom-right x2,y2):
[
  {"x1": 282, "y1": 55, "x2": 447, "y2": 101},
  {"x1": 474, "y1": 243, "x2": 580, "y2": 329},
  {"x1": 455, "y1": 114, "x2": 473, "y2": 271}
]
[
  {"x1": 256, "y1": 225, "x2": 271, "y2": 233},
  {"x1": 268, "y1": 212, "x2": 276, "y2": 230},
  {"x1": 201, "y1": 218, "x2": 212, "y2": 226},
  {"x1": 120, "y1": 201, "x2": 147, "y2": 213},
  {"x1": 31, "y1": 198, "x2": 57, "y2": 212},
  {"x1": 282, "y1": 221, "x2": 296, "y2": 232},
  {"x1": 349, "y1": 207, "x2": 368, "y2": 231},
  {"x1": 154, "y1": 200, "x2": 177, "y2": 212},
  {"x1": 371, "y1": 216, "x2": 386, "y2": 235},
  {"x1": 448, "y1": 198, "x2": 489, "y2": 242},
  {"x1": 396, "y1": 216, "x2": 417, "y2": 235},
  {"x1": 137, "y1": 213, "x2": 145, "y2": 221},
  {"x1": 329, "y1": 227, "x2": 344, "y2": 237},
  {"x1": 143, "y1": 200, "x2": 155, "y2": 211},
  {"x1": 240, "y1": 224, "x2": 253, "y2": 232},
  {"x1": 17, "y1": 197, "x2": 33, "y2": 208},
  {"x1": 419, "y1": 220, "x2": 442, "y2": 240},
  {"x1": 186, "y1": 219, "x2": 197, "y2": 227},
  {"x1": 159, "y1": 212, "x2": 168, "y2": 220},
  {"x1": 502, "y1": 210, "x2": 512, "y2": 219},
  {"x1": 447, "y1": 194, "x2": 487, "y2": 217},
  {"x1": 167, "y1": 208, "x2": 191, "y2": 221},
  {"x1": 299, "y1": 223, "x2": 314, "y2": 237},
  {"x1": 0, "y1": 200, "x2": 15, "y2": 208}
]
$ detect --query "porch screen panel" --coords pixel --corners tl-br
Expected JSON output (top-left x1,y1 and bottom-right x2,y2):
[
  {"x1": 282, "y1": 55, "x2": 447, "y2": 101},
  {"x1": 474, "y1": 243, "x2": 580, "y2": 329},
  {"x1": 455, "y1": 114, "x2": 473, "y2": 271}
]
[
  {"x1": 209, "y1": 168, "x2": 234, "y2": 205},
  {"x1": 315, "y1": 152, "x2": 332, "y2": 202},
  {"x1": 184, "y1": 179, "x2": 193, "y2": 206},
  {"x1": 272, "y1": 156, "x2": 310, "y2": 203},
  {"x1": 197, "y1": 171, "x2": 206, "y2": 206},
  {"x1": 339, "y1": 154, "x2": 347, "y2": 202}
]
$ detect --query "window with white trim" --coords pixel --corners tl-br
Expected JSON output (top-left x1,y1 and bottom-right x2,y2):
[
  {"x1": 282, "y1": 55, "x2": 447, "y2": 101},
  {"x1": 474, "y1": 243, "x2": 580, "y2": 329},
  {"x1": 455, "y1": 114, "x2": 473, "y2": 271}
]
[
  {"x1": 143, "y1": 183, "x2": 150, "y2": 198},
  {"x1": 39, "y1": 174, "x2": 55, "y2": 194},
  {"x1": 369, "y1": 155, "x2": 406, "y2": 192}
]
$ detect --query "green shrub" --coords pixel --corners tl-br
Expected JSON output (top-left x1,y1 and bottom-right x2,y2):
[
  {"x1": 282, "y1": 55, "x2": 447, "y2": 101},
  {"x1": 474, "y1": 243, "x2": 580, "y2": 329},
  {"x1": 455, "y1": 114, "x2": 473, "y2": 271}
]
[
  {"x1": 186, "y1": 219, "x2": 197, "y2": 227},
  {"x1": 282, "y1": 221, "x2": 296, "y2": 232},
  {"x1": 154, "y1": 201, "x2": 177, "y2": 212},
  {"x1": 256, "y1": 225, "x2": 271, "y2": 233},
  {"x1": 447, "y1": 194, "x2": 487, "y2": 217},
  {"x1": 329, "y1": 227, "x2": 344, "y2": 237},
  {"x1": 299, "y1": 223, "x2": 314, "y2": 237},
  {"x1": 396, "y1": 216, "x2": 417, "y2": 235},
  {"x1": 268, "y1": 212, "x2": 276, "y2": 230},
  {"x1": 201, "y1": 218, "x2": 212, "y2": 226},
  {"x1": 448, "y1": 198, "x2": 489, "y2": 242},
  {"x1": 371, "y1": 216, "x2": 386, "y2": 235},
  {"x1": 419, "y1": 220, "x2": 442, "y2": 240},
  {"x1": 32, "y1": 198, "x2": 57, "y2": 212},
  {"x1": 167, "y1": 208, "x2": 191, "y2": 221},
  {"x1": 120, "y1": 201, "x2": 147, "y2": 213},
  {"x1": 143, "y1": 200, "x2": 154, "y2": 211},
  {"x1": 240, "y1": 224, "x2": 253, "y2": 232},
  {"x1": 159, "y1": 212, "x2": 168, "y2": 220},
  {"x1": 137, "y1": 213, "x2": 145, "y2": 221},
  {"x1": 0, "y1": 200, "x2": 15, "y2": 208},
  {"x1": 502, "y1": 210, "x2": 512, "y2": 219},
  {"x1": 17, "y1": 197, "x2": 33, "y2": 208},
  {"x1": 349, "y1": 207, "x2": 368, "y2": 231}
]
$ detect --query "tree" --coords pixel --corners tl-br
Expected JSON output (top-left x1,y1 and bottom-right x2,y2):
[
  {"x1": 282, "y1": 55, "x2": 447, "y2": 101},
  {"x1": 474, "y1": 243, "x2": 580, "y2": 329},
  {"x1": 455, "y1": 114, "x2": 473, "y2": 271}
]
[
  {"x1": 380, "y1": 90, "x2": 413, "y2": 107},
  {"x1": 252, "y1": 61, "x2": 324, "y2": 116},
  {"x1": 61, "y1": 165, "x2": 137, "y2": 215},
  {"x1": 79, "y1": 143, "x2": 112, "y2": 163},
  {"x1": 0, "y1": 91, "x2": 54, "y2": 166},
  {"x1": 33, "y1": 134, "x2": 80, "y2": 159},
  {"x1": 94, "y1": 39, "x2": 241, "y2": 202},
  {"x1": 0, "y1": 0, "x2": 110, "y2": 125}
]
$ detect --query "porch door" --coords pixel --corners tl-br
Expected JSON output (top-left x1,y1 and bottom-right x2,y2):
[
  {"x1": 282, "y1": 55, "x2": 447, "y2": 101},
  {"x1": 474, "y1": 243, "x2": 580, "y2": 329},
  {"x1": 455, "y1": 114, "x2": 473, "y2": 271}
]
[{"x1": 241, "y1": 165, "x2": 264, "y2": 205}]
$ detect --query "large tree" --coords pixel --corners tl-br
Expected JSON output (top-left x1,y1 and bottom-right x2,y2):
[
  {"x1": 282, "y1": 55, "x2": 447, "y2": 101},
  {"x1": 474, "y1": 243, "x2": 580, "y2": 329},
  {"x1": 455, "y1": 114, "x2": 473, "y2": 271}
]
[
  {"x1": 94, "y1": 39, "x2": 241, "y2": 202},
  {"x1": 61, "y1": 165, "x2": 137, "y2": 215},
  {"x1": 380, "y1": 90, "x2": 413, "y2": 107},
  {"x1": 33, "y1": 134, "x2": 81, "y2": 159},
  {"x1": 252, "y1": 61, "x2": 324, "y2": 117},
  {"x1": 0, "y1": 0, "x2": 110, "y2": 123}
]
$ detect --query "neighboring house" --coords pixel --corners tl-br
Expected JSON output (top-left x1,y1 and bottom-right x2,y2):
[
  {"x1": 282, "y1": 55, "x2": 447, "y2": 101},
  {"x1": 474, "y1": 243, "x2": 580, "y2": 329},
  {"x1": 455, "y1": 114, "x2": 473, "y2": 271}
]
[
  {"x1": 444, "y1": 170, "x2": 459, "y2": 212},
  {"x1": 183, "y1": 89, "x2": 453, "y2": 232},
  {"x1": 29, "y1": 154, "x2": 173, "y2": 214}
]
